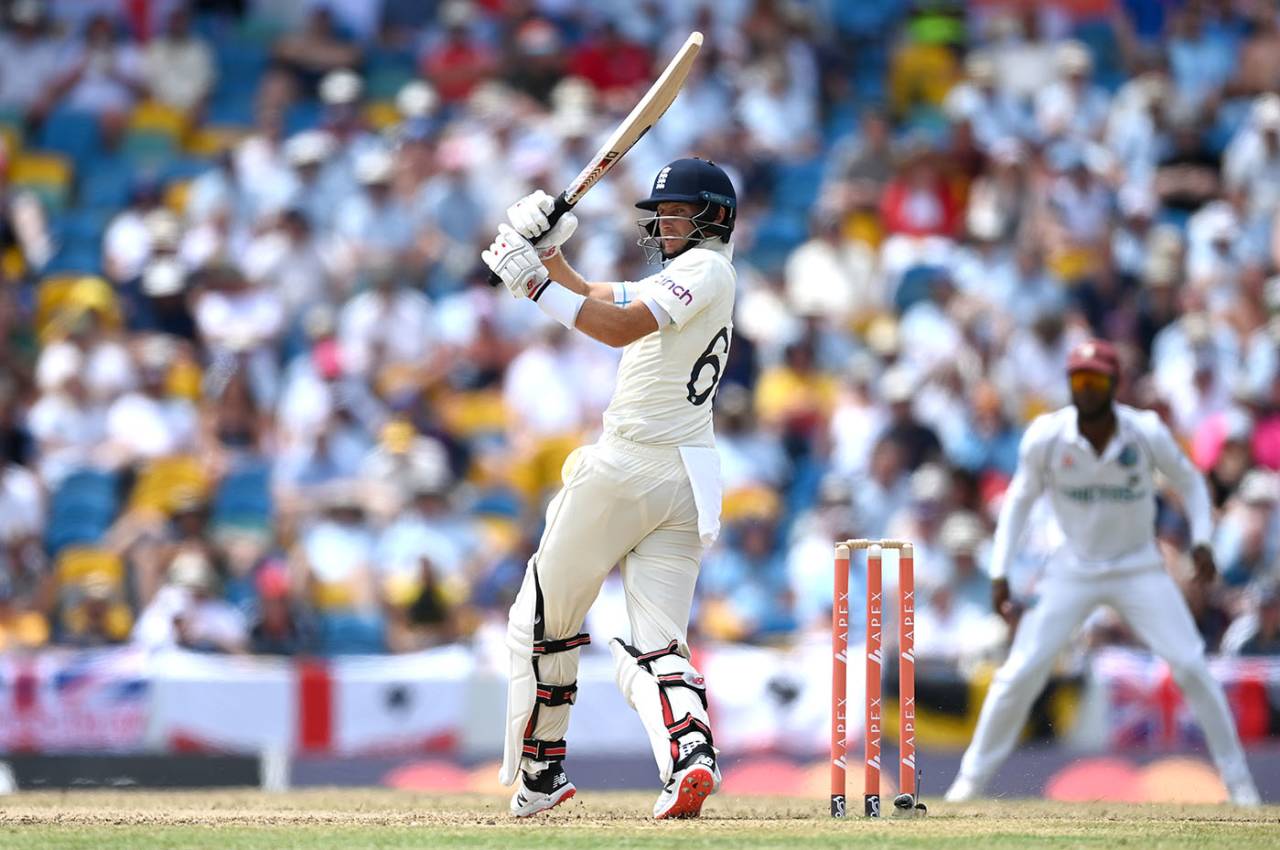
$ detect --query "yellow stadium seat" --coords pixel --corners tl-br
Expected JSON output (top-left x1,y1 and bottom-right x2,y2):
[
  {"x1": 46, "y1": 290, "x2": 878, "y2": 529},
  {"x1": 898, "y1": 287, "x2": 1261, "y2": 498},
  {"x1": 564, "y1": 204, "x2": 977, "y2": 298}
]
[
  {"x1": 0, "y1": 124, "x2": 21, "y2": 158},
  {"x1": 312, "y1": 580, "x2": 356, "y2": 611},
  {"x1": 364, "y1": 100, "x2": 400, "y2": 131},
  {"x1": 185, "y1": 125, "x2": 246, "y2": 156},
  {"x1": 165, "y1": 178, "x2": 191, "y2": 216},
  {"x1": 9, "y1": 150, "x2": 72, "y2": 209},
  {"x1": 1, "y1": 246, "x2": 24, "y2": 280},
  {"x1": 55, "y1": 547, "x2": 125, "y2": 589},
  {"x1": 35, "y1": 274, "x2": 120, "y2": 340},
  {"x1": 129, "y1": 100, "x2": 187, "y2": 138},
  {"x1": 128, "y1": 456, "x2": 209, "y2": 515},
  {"x1": 10, "y1": 151, "x2": 71, "y2": 186}
]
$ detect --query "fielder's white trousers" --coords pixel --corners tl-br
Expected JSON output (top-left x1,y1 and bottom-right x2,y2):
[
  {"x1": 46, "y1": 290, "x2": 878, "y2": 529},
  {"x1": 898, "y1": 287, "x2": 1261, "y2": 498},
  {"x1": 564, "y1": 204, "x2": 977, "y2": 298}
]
[
  {"x1": 510, "y1": 433, "x2": 706, "y2": 762},
  {"x1": 957, "y1": 568, "x2": 1253, "y2": 789}
]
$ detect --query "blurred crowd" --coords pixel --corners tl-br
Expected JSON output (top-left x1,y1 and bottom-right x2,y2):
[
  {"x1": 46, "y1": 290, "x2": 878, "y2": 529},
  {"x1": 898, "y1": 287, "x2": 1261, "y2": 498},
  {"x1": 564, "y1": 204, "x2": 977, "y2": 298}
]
[{"x1": 1, "y1": 0, "x2": 1280, "y2": 660}]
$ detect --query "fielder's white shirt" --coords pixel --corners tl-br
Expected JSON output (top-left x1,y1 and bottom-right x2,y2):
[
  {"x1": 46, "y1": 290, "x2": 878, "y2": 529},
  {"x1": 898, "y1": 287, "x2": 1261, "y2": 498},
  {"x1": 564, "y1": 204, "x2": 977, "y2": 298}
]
[
  {"x1": 990, "y1": 403, "x2": 1214, "y2": 580},
  {"x1": 602, "y1": 241, "x2": 737, "y2": 448}
]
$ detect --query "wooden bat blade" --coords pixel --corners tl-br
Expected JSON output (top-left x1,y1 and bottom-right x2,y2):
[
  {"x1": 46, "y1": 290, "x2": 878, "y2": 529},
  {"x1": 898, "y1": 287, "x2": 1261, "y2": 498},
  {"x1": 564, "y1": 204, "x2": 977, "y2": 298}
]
[{"x1": 561, "y1": 31, "x2": 703, "y2": 205}]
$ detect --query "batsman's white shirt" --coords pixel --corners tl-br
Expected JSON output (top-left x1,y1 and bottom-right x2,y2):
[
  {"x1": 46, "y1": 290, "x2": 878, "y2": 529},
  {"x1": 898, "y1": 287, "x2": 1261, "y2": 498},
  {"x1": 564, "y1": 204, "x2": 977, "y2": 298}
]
[
  {"x1": 989, "y1": 403, "x2": 1214, "y2": 580},
  {"x1": 604, "y1": 243, "x2": 737, "y2": 449}
]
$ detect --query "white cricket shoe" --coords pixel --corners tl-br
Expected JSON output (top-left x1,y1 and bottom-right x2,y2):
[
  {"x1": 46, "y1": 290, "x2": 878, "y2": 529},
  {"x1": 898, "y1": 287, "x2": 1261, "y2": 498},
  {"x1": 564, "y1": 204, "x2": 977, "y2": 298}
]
[
  {"x1": 1227, "y1": 777, "x2": 1261, "y2": 807},
  {"x1": 510, "y1": 763, "x2": 576, "y2": 817},
  {"x1": 654, "y1": 743, "x2": 720, "y2": 819},
  {"x1": 943, "y1": 774, "x2": 982, "y2": 803}
]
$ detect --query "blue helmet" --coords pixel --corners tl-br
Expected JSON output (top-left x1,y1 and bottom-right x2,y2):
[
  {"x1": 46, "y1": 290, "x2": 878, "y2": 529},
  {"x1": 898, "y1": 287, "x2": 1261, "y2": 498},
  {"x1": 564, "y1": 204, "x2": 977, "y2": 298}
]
[{"x1": 635, "y1": 158, "x2": 736, "y2": 260}]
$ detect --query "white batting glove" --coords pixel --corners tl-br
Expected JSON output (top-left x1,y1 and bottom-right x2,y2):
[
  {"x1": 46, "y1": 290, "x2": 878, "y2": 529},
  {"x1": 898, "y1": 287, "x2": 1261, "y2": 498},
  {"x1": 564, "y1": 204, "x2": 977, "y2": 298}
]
[
  {"x1": 507, "y1": 190, "x2": 578, "y2": 259},
  {"x1": 482, "y1": 224, "x2": 549, "y2": 300}
]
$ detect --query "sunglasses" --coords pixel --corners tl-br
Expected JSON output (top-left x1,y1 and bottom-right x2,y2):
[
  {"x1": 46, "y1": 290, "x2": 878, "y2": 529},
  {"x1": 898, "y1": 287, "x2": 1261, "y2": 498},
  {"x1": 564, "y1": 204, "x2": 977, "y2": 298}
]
[{"x1": 1069, "y1": 371, "x2": 1114, "y2": 393}]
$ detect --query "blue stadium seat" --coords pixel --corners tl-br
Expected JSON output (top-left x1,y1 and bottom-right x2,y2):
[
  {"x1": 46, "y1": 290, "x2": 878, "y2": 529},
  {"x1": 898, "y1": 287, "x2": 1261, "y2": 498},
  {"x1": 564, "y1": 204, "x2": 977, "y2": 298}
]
[
  {"x1": 319, "y1": 613, "x2": 387, "y2": 655},
  {"x1": 772, "y1": 158, "x2": 826, "y2": 213},
  {"x1": 285, "y1": 101, "x2": 323, "y2": 136},
  {"x1": 747, "y1": 210, "x2": 808, "y2": 273},
  {"x1": 212, "y1": 460, "x2": 273, "y2": 528},
  {"x1": 206, "y1": 91, "x2": 255, "y2": 127},
  {"x1": 79, "y1": 162, "x2": 134, "y2": 211},
  {"x1": 37, "y1": 108, "x2": 101, "y2": 167},
  {"x1": 42, "y1": 244, "x2": 102, "y2": 276},
  {"x1": 59, "y1": 208, "x2": 113, "y2": 245},
  {"x1": 893, "y1": 264, "x2": 944, "y2": 314},
  {"x1": 45, "y1": 470, "x2": 119, "y2": 554}
]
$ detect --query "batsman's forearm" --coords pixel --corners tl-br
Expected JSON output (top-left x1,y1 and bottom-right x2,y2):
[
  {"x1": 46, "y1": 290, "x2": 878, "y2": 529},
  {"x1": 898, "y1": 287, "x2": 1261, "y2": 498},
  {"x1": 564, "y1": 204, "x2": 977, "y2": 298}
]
[{"x1": 543, "y1": 253, "x2": 590, "y2": 296}]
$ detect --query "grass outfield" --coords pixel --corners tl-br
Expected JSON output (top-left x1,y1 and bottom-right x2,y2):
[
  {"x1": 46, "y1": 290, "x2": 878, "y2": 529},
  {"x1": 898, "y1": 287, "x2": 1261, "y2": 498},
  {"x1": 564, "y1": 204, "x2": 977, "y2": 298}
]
[{"x1": 0, "y1": 790, "x2": 1276, "y2": 849}]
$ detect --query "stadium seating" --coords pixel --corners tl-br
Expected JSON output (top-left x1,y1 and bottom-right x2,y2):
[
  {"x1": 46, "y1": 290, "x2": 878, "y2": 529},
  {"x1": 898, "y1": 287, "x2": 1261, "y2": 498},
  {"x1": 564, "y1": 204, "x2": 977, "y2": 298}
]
[
  {"x1": 45, "y1": 471, "x2": 120, "y2": 556},
  {"x1": 37, "y1": 108, "x2": 101, "y2": 167},
  {"x1": 10, "y1": 151, "x2": 73, "y2": 211}
]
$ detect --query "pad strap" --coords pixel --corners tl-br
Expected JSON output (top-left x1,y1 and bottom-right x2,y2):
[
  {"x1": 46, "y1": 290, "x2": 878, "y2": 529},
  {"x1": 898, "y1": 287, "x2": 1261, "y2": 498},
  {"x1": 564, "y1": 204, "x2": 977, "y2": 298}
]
[
  {"x1": 633, "y1": 639, "x2": 682, "y2": 668},
  {"x1": 535, "y1": 682, "x2": 578, "y2": 707},
  {"x1": 666, "y1": 713, "x2": 714, "y2": 747},
  {"x1": 522, "y1": 737, "x2": 567, "y2": 761},
  {"x1": 657, "y1": 672, "x2": 708, "y2": 710},
  {"x1": 534, "y1": 633, "x2": 592, "y2": 655}
]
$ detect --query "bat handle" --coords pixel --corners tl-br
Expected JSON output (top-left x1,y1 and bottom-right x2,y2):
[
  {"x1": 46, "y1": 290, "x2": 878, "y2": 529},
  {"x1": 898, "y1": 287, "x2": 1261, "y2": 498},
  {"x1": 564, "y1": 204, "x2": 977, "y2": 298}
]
[{"x1": 487, "y1": 192, "x2": 575, "y2": 287}]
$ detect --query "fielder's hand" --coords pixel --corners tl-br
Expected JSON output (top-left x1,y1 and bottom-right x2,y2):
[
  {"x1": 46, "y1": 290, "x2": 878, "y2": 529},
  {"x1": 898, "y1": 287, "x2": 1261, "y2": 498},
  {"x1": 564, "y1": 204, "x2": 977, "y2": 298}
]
[
  {"x1": 991, "y1": 578, "x2": 1022, "y2": 632},
  {"x1": 507, "y1": 190, "x2": 578, "y2": 258},
  {"x1": 482, "y1": 224, "x2": 549, "y2": 300},
  {"x1": 1190, "y1": 543, "x2": 1217, "y2": 585}
]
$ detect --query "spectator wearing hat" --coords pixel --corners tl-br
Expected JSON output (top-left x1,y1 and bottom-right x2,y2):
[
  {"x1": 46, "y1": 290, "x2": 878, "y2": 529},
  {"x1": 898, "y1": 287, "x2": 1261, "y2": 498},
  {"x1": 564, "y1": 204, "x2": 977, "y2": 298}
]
[
  {"x1": 133, "y1": 258, "x2": 197, "y2": 341},
  {"x1": 41, "y1": 14, "x2": 145, "y2": 146},
  {"x1": 334, "y1": 149, "x2": 416, "y2": 268},
  {"x1": 943, "y1": 51, "x2": 1029, "y2": 153},
  {"x1": 916, "y1": 511, "x2": 999, "y2": 662},
  {"x1": 786, "y1": 473, "x2": 859, "y2": 629},
  {"x1": 875, "y1": 366, "x2": 942, "y2": 472},
  {"x1": 698, "y1": 508, "x2": 793, "y2": 642},
  {"x1": 0, "y1": 0, "x2": 64, "y2": 123},
  {"x1": 58, "y1": 574, "x2": 129, "y2": 648},
  {"x1": 946, "y1": 381, "x2": 1022, "y2": 477},
  {"x1": 850, "y1": 438, "x2": 911, "y2": 542},
  {"x1": 102, "y1": 337, "x2": 197, "y2": 467},
  {"x1": 1167, "y1": 3, "x2": 1237, "y2": 115},
  {"x1": 1035, "y1": 40, "x2": 1111, "y2": 143},
  {"x1": 1154, "y1": 115, "x2": 1221, "y2": 218},
  {"x1": 784, "y1": 206, "x2": 878, "y2": 325},
  {"x1": 192, "y1": 264, "x2": 286, "y2": 405},
  {"x1": 384, "y1": 554, "x2": 461, "y2": 652},
  {"x1": 419, "y1": 1, "x2": 499, "y2": 105},
  {"x1": 26, "y1": 344, "x2": 108, "y2": 488},
  {"x1": 1213, "y1": 469, "x2": 1280, "y2": 588},
  {"x1": 248, "y1": 562, "x2": 313, "y2": 655},
  {"x1": 132, "y1": 549, "x2": 247, "y2": 652},
  {"x1": 272, "y1": 5, "x2": 362, "y2": 95},
  {"x1": 568, "y1": 20, "x2": 653, "y2": 99},
  {"x1": 0, "y1": 429, "x2": 43, "y2": 593},
  {"x1": 1222, "y1": 579, "x2": 1280, "y2": 656},
  {"x1": 886, "y1": 462, "x2": 953, "y2": 589},
  {"x1": 142, "y1": 4, "x2": 215, "y2": 115},
  {"x1": 336, "y1": 254, "x2": 435, "y2": 383},
  {"x1": 104, "y1": 178, "x2": 169, "y2": 284},
  {"x1": 295, "y1": 483, "x2": 378, "y2": 615}
]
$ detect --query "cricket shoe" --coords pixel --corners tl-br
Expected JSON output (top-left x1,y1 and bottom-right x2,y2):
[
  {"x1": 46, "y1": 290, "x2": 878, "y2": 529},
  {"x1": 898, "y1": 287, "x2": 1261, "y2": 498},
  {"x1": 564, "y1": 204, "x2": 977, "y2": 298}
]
[
  {"x1": 654, "y1": 742, "x2": 720, "y2": 819},
  {"x1": 943, "y1": 774, "x2": 982, "y2": 803},
  {"x1": 510, "y1": 763, "x2": 576, "y2": 817},
  {"x1": 1227, "y1": 777, "x2": 1261, "y2": 807}
]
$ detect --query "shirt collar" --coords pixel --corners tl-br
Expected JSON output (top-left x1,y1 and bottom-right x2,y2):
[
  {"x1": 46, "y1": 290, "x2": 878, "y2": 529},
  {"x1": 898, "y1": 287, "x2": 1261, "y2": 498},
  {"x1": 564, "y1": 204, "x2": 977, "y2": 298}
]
[{"x1": 1065, "y1": 405, "x2": 1127, "y2": 460}]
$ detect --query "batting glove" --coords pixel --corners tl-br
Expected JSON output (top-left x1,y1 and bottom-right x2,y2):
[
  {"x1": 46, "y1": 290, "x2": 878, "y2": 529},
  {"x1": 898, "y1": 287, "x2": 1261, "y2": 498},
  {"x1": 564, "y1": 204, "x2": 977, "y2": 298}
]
[
  {"x1": 507, "y1": 190, "x2": 578, "y2": 259},
  {"x1": 482, "y1": 224, "x2": 550, "y2": 300}
]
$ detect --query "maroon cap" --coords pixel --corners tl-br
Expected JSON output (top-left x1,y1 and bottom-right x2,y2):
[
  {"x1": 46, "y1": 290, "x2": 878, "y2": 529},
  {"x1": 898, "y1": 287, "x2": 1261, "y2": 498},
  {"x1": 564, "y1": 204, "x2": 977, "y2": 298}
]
[{"x1": 1067, "y1": 339, "x2": 1120, "y2": 378}]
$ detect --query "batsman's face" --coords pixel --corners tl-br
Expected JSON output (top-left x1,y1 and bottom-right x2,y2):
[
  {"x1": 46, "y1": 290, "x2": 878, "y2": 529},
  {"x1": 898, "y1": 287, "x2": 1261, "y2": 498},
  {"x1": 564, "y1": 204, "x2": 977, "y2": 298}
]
[
  {"x1": 1069, "y1": 370, "x2": 1114, "y2": 419},
  {"x1": 655, "y1": 201, "x2": 701, "y2": 253}
]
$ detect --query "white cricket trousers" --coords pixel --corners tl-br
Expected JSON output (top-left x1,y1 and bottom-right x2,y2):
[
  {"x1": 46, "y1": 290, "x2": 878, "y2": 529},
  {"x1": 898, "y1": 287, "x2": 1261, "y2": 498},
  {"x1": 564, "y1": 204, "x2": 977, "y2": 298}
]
[
  {"x1": 957, "y1": 568, "x2": 1253, "y2": 789},
  {"x1": 509, "y1": 432, "x2": 705, "y2": 766}
]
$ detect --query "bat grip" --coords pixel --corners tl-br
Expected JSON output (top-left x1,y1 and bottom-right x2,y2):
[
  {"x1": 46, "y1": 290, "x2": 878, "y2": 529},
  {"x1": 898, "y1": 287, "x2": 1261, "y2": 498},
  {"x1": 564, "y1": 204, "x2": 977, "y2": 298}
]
[{"x1": 487, "y1": 192, "x2": 575, "y2": 287}]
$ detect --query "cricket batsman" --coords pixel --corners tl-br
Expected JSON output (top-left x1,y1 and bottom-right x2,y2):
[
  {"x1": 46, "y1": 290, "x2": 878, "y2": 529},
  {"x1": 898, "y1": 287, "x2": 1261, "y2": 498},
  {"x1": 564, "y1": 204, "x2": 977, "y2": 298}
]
[
  {"x1": 945, "y1": 339, "x2": 1261, "y2": 805},
  {"x1": 481, "y1": 158, "x2": 737, "y2": 818}
]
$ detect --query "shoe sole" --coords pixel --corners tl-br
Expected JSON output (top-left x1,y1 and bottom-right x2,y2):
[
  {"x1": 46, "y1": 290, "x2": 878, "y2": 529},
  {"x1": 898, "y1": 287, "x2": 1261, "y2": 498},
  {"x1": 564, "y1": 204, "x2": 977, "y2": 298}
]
[
  {"x1": 655, "y1": 767, "x2": 716, "y2": 820},
  {"x1": 512, "y1": 784, "x2": 576, "y2": 817}
]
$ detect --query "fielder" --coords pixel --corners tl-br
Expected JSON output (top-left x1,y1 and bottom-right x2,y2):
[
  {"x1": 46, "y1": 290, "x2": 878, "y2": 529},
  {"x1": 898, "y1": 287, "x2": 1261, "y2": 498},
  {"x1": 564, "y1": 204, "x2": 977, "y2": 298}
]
[
  {"x1": 481, "y1": 158, "x2": 738, "y2": 818},
  {"x1": 945, "y1": 339, "x2": 1261, "y2": 805}
]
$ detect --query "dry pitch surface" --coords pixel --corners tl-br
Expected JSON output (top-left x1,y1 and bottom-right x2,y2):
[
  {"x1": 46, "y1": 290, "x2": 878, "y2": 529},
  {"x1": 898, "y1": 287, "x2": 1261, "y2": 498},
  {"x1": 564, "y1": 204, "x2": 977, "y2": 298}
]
[{"x1": 0, "y1": 789, "x2": 1277, "y2": 849}]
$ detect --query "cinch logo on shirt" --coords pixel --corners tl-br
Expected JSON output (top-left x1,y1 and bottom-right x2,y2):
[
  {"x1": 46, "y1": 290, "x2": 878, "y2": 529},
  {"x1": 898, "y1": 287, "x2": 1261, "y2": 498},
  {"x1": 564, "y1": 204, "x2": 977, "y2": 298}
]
[{"x1": 661, "y1": 276, "x2": 694, "y2": 306}]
